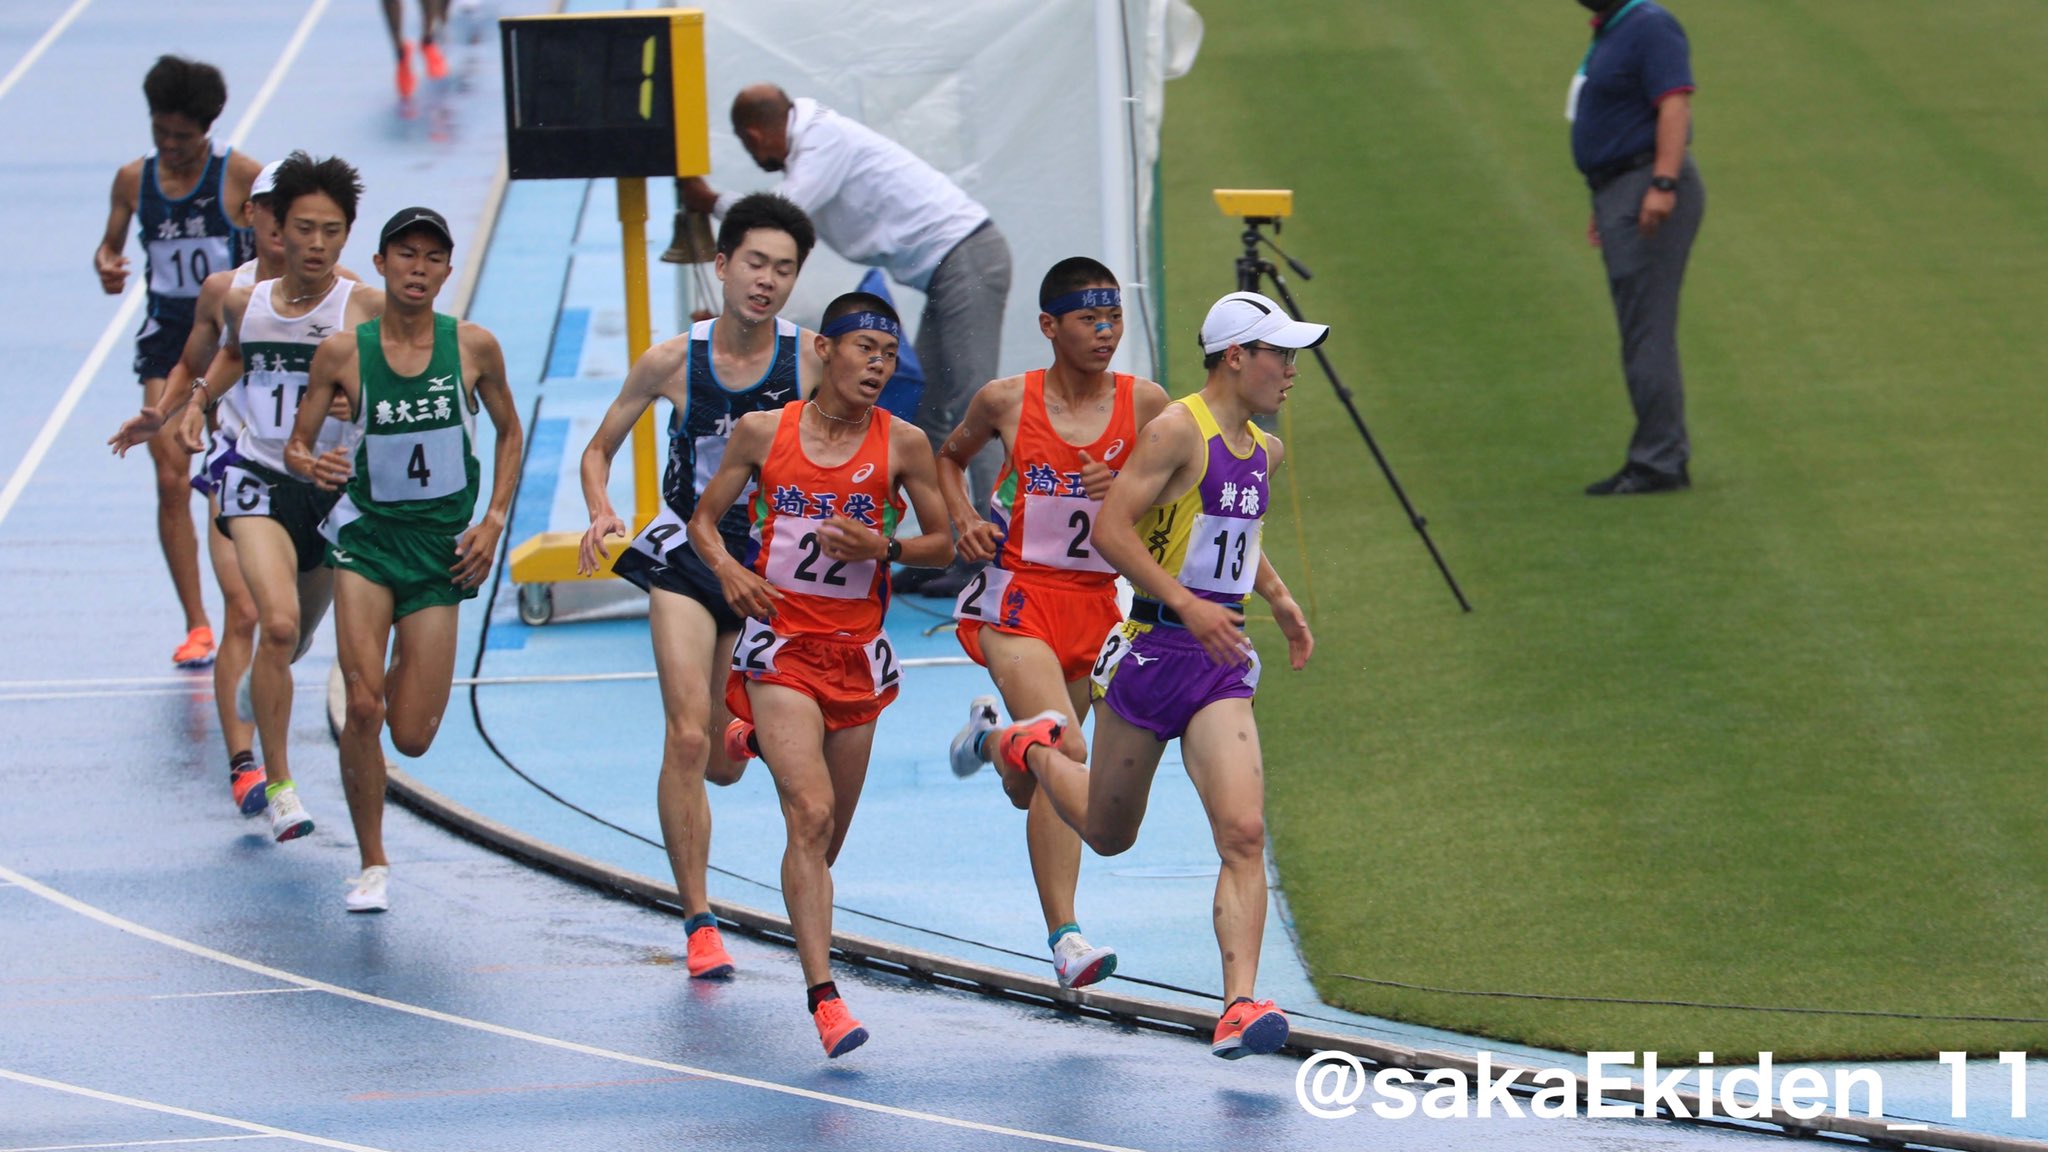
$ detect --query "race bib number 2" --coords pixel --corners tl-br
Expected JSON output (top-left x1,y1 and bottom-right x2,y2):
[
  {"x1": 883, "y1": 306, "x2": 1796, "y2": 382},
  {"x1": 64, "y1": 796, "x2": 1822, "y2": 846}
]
[
  {"x1": 866, "y1": 630, "x2": 901, "y2": 696},
  {"x1": 1019, "y1": 494, "x2": 1115, "y2": 573},
  {"x1": 952, "y1": 564, "x2": 1014, "y2": 623}
]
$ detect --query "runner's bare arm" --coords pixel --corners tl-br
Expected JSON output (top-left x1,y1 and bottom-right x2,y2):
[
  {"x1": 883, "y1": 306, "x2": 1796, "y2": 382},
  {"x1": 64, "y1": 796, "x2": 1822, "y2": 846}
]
[
  {"x1": 93, "y1": 162, "x2": 140, "y2": 295},
  {"x1": 933, "y1": 377, "x2": 1017, "y2": 563},
  {"x1": 454, "y1": 324, "x2": 522, "y2": 589},
  {"x1": 688, "y1": 411, "x2": 782, "y2": 619},
  {"x1": 115, "y1": 282, "x2": 246, "y2": 455},
  {"x1": 860, "y1": 417, "x2": 955, "y2": 570},
  {"x1": 796, "y1": 327, "x2": 823, "y2": 399},
  {"x1": 287, "y1": 332, "x2": 358, "y2": 489},
  {"x1": 576, "y1": 336, "x2": 687, "y2": 575},
  {"x1": 1094, "y1": 404, "x2": 1252, "y2": 666},
  {"x1": 1247, "y1": 435, "x2": 1310, "y2": 668},
  {"x1": 221, "y1": 151, "x2": 261, "y2": 224}
]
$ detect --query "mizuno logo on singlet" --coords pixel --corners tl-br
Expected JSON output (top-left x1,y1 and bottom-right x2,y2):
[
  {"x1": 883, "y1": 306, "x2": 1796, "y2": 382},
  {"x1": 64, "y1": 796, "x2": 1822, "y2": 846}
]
[
  {"x1": 194, "y1": 197, "x2": 214, "y2": 209},
  {"x1": 305, "y1": 323, "x2": 332, "y2": 338},
  {"x1": 764, "y1": 388, "x2": 791, "y2": 401},
  {"x1": 428, "y1": 375, "x2": 455, "y2": 391},
  {"x1": 1251, "y1": 470, "x2": 1266, "y2": 481},
  {"x1": 850, "y1": 463, "x2": 876, "y2": 483},
  {"x1": 1130, "y1": 653, "x2": 1157, "y2": 665}
]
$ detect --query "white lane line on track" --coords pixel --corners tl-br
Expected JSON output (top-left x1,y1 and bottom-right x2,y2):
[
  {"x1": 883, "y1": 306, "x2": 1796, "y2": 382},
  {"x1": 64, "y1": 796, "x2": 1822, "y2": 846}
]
[
  {"x1": 0, "y1": 659, "x2": 968, "y2": 698},
  {"x1": 0, "y1": 863, "x2": 1149, "y2": 1152},
  {"x1": 0, "y1": 0, "x2": 94, "y2": 106},
  {"x1": 0, "y1": 1135, "x2": 273, "y2": 1152},
  {"x1": 0, "y1": 0, "x2": 331, "y2": 535},
  {"x1": 0, "y1": 1069, "x2": 392, "y2": 1152},
  {"x1": 0, "y1": 684, "x2": 324, "y2": 704},
  {"x1": 148, "y1": 987, "x2": 317, "y2": 1001}
]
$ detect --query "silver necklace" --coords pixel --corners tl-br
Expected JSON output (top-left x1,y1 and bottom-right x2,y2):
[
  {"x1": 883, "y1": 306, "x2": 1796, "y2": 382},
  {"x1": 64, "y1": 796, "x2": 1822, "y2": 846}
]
[
  {"x1": 808, "y1": 398, "x2": 871, "y2": 427},
  {"x1": 284, "y1": 274, "x2": 337, "y2": 305}
]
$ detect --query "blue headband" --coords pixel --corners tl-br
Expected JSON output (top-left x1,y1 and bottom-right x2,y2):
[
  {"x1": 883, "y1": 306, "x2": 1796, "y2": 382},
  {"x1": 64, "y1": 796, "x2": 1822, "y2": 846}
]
[
  {"x1": 821, "y1": 311, "x2": 903, "y2": 342},
  {"x1": 1043, "y1": 288, "x2": 1122, "y2": 316}
]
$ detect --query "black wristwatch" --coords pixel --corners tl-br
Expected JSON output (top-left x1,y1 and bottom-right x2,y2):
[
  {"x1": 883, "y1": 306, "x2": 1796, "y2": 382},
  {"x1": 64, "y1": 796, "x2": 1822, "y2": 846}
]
[
  {"x1": 886, "y1": 537, "x2": 903, "y2": 563},
  {"x1": 1649, "y1": 175, "x2": 1679, "y2": 193}
]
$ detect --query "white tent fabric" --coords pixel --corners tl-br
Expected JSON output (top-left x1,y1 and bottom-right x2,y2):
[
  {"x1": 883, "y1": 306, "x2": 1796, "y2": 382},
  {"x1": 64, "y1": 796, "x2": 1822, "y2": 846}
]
[{"x1": 688, "y1": 0, "x2": 1201, "y2": 384}]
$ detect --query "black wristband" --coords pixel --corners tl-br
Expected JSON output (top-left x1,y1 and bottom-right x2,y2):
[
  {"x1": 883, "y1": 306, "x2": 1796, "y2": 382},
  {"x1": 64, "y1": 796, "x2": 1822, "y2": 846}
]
[
  {"x1": 1650, "y1": 175, "x2": 1679, "y2": 193},
  {"x1": 886, "y1": 537, "x2": 902, "y2": 564}
]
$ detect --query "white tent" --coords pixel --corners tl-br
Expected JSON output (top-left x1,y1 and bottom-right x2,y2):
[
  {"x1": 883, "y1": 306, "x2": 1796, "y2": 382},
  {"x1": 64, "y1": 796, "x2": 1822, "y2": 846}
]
[{"x1": 690, "y1": 0, "x2": 1202, "y2": 384}]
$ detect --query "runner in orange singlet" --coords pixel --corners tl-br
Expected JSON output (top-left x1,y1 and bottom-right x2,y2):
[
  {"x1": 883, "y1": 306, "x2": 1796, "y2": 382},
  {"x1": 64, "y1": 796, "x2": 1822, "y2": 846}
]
[
  {"x1": 937, "y1": 257, "x2": 1169, "y2": 989},
  {"x1": 687, "y1": 291, "x2": 954, "y2": 1058}
]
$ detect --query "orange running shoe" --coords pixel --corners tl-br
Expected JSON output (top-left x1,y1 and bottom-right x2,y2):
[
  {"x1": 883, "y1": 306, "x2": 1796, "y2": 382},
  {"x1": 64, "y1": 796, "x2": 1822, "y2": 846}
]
[
  {"x1": 231, "y1": 763, "x2": 268, "y2": 817},
  {"x1": 1210, "y1": 998, "x2": 1289, "y2": 1060},
  {"x1": 685, "y1": 923, "x2": 734, "y2": 979},
  {"x1": 173, "y1": 626, "x2": 216, "y2": 668},
  {"x1": 395, "y1": 42, "x2": 417, "y2": 101},
  {"x1": 421, "y1": 40, "x2": 447, "y2": 80},
  {"x1": 812, "y1": 996, "x2": 868, "y2": 1058},
  {"x1": 991, "y1": 709, "x2": 1064, "y2": 811},
  {"x1": 722, "y1": 718, "x2": 755, "y2": 766}
]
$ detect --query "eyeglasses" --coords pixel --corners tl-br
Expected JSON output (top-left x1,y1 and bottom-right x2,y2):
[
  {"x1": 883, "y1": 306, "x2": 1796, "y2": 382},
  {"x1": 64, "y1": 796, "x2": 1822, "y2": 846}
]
[{"x1": 1243, "y1": 343, "x2": 1298, "y2": 367}]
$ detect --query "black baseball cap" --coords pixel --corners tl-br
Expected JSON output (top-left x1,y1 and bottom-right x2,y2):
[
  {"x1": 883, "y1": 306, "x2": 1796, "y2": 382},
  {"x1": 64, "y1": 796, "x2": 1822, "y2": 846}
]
[{"x1": 378, "y1": 206, "x2": 454, "y2": 251}]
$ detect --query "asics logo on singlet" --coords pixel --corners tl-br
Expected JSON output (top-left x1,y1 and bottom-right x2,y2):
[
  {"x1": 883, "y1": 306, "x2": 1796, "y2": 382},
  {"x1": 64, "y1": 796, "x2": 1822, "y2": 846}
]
[
  {"x1": 1104, "y1": 439, "x2": 1125, "y2": 461},
  {"x1": 849, "y1": 463, "x2": 876, "y2": 484},
  {"x1": 305, "y1": 323, "x2": 332, "y2": 338},
  {"x1": 427, "y1": 375, "x2": 455, "y2": 391}
]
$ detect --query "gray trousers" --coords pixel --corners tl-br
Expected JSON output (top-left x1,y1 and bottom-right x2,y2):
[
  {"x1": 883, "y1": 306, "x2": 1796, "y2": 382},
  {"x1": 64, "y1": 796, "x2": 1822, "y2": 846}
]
[
  {"x1": 914, "y1": 221, "x2": 1011, "y2": 507},
  {"x1": 1593, "y1": 156, "x2": 1704, "y2": 475}
]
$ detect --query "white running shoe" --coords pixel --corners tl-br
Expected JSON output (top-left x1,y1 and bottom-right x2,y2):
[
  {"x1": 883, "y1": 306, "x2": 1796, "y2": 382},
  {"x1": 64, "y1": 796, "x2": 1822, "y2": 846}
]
[
  {"x1": 345, "y1": 866, "x2": 389, "y2": 913},
  {"x1": 267, "y1": 783, "x2": 314, "y2": 842},
  {"x1": 234, "y1": 667, "x2": 254, "y2": 724},
  {"x1": 1052, "y1": 931, "x2": 1117, "y2": 990},
  {"x1": 950, "y1": 694, "x2": 1002, "y2": 778}
]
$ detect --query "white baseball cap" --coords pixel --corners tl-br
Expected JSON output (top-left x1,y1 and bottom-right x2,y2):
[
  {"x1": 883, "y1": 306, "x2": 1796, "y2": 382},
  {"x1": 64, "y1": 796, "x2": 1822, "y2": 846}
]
[
  {"x1": 249, "y1": 159, "x2": 284, "y2": 200},
  {"x1": 1198, "y1": 291, "x2": 1329, "y2": 354}
]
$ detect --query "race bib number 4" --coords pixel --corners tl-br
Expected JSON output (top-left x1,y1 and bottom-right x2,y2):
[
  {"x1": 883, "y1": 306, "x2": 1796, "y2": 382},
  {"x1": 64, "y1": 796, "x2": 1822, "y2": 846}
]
[
  {"x1": 1019, "y1": 494, "x2": 1115, "y2": 573},
  {"x1": 762, "y1": 516, "x2": 876, "y2": 600},
  {"x1": 629, "y1": 505, "x2": 688, "y2": 563},
  {"x1": 367, "y1": 425, "x2": 466, "y2": 503},
  {"x1": 730, "y1": 617, "x2": 787, "y2": 675}
]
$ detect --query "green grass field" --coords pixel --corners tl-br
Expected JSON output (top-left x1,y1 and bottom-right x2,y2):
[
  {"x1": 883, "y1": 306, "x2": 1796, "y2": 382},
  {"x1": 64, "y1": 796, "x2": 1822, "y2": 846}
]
[{"x1": 1157, "y1": 1, "x2": 2048, "y2": 1061}]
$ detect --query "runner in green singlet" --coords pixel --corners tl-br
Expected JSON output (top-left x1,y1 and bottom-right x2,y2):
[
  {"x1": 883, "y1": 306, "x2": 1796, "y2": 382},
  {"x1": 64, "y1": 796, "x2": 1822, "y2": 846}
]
[{"x1": 286, "y1": 207, "x2": 522, "y2": 914}]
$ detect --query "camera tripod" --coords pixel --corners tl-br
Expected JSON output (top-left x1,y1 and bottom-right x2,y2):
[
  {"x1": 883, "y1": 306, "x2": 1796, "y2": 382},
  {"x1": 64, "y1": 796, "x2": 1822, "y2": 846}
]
[{"x1": 1235, "y1": 216, "x2": 1471, "y2": 612}]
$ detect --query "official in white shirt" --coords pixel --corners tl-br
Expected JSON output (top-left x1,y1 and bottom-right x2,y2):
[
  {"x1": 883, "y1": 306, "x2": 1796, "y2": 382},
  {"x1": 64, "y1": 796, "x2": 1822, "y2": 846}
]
[{"x1": 684, "y1": 84, "x2": 1010, "y2": 597}]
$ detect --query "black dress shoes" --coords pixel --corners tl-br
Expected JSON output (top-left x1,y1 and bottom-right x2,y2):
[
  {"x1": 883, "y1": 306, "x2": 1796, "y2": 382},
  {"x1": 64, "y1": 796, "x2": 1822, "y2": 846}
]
[{"x1": 1584, "y1": 462, "x2": 1690, "y2": 496}]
